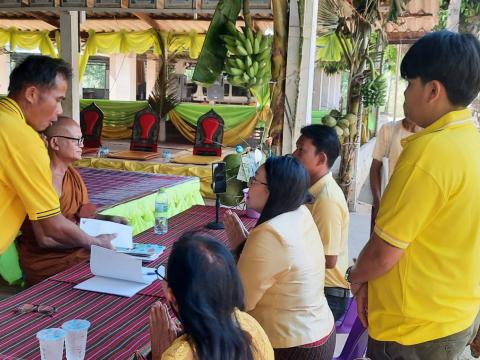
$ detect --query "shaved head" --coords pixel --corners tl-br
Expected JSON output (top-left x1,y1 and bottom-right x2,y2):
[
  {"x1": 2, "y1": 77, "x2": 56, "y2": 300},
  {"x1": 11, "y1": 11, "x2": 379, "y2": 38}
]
[{"x1": 44, "y1": 116, "x2": 80, "y2": 137}]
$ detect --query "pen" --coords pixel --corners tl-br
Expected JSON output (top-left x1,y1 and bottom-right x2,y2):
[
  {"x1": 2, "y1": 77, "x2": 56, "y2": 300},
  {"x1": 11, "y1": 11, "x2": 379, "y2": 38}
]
[
  {"x1": 126, "y1": 253, "x2": 152, "y2": 258},
  {"x1": 145, "y1": 272, "x2": 156, "y2": 275}
]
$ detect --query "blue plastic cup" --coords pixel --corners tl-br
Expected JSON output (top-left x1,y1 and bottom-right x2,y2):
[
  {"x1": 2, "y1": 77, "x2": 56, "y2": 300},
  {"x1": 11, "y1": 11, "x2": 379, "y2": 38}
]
[
  {"x1": 62, "y1": 319, "x2": 91, "y2": 360},
  {"x1": 36, "y1": 328, "x2": 66, "y2": 360}
]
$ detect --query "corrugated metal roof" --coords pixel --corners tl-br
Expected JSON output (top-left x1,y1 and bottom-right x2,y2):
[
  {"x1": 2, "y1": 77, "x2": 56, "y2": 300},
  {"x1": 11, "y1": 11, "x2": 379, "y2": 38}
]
[
  {"x1": 0, "y1": 18, "x2": 57, "y2": 31},
  {"x1": 386, "y1": 0, "x2": 439, "y2": 43},
  {"x1": 0, "y1": 12, "x2": 273, "y2": 33}
]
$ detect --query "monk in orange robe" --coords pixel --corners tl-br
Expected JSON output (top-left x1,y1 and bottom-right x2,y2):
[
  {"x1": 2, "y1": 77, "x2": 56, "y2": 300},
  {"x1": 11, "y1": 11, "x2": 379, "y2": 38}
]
[{"x1": 17, "y1": 117, "x2": 124, "y2": 286}]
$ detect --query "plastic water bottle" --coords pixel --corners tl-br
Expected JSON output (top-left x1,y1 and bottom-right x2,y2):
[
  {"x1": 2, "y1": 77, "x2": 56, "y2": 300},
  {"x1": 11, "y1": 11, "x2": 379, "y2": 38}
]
[{"x1": 154, "y1": 188, "x2": 168, "y2": 235}]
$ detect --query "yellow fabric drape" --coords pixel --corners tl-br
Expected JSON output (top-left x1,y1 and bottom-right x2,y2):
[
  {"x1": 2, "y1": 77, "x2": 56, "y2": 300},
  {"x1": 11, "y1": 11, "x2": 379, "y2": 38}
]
[
  {"x1": 75, "y1": 157, "x2": 215, "y2": 198},
  {"x1": 168, "y1": 109, "x2": 260, "y2": 146},
  {"x1": 0, "y1": 28, "x2": 57, "y2": 57},
  {"x1": 102, "y1": 127, "x2": 132, "y2": 139},
  {"x1": 79, "y1": 30, "x2": 205, "y2": 80}
]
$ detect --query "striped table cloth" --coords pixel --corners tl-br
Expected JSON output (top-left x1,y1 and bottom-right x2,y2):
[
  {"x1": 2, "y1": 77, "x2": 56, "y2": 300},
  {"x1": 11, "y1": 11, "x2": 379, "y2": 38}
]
[
  {"x1": 51, "y1": 206, "x2": 258, "y2": 297},
  {"x1": 0, "y1": 280, "x2": 158, "y2": 359},
  {"x1": 77, "y1": 167, "x2": 197, "y2": 210},
  {"x1": 0, "y1": 206, "x2": 257, "y2": 359}
]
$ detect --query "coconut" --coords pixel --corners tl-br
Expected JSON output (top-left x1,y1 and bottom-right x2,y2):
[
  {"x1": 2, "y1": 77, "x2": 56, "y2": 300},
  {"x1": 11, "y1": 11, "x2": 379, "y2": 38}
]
[{"x1": 322, "y1": 116, "x2": 337, "y2": 127}]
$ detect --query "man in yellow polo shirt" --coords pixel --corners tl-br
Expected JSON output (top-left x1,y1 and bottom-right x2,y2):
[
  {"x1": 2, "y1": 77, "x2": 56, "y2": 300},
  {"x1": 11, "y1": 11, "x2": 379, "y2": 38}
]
[
  {"x1": 347, "y1": 31, "x2": 480, "y2": 359},
  {"x1": 293, "y1": 125, "x2": 350, "y2": 320},
  {"x1": 0, "y1": 55, "x2": 114, "y2": 255}
]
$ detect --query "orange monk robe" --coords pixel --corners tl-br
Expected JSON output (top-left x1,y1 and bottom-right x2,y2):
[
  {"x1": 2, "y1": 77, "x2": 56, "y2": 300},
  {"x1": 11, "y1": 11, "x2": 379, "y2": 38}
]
[{"x1": 17, "y1": 166, "x2": 96, "y2": 286}]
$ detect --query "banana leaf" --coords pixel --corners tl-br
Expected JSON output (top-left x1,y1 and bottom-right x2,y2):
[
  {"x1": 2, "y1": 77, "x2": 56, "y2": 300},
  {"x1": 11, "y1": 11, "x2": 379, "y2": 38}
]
[
  {"x1": 316, "y1": 33, "x2": 344, "y2": 62},
  {"x1": 192, "y1": 0, "x2": 242, "y2": 85},
  {"x1": 250, "y1": 83, "x2": 271, "y2": 110}
]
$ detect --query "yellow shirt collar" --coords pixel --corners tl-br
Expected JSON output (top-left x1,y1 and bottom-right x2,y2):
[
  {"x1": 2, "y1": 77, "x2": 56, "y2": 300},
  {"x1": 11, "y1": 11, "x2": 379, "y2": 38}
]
[
  {"x1": 401, "y1": 108, "x2": 473, "y2": 147},
  {"x1": 309, "y1": 172, "x2": 333, "y2": 196},
  {"x1": 0, "y1": 97, "x2": 27, "y2": 123}
]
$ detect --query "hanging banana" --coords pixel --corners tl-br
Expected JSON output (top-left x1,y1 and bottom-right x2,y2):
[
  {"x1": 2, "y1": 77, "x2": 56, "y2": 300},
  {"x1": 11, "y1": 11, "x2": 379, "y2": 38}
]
[{"x1": 222, "y1": 21, "x2": 272, "y2": 90}]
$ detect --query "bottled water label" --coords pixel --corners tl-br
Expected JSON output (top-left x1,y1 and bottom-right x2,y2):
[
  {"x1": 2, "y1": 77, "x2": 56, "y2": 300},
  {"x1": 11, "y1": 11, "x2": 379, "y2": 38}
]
[
  {"x1": 154, "y1": 188, "x2": 168, "y2": 235},
  {"x1": 155, "y1": 203, "x2": 168, "y2": 212}
]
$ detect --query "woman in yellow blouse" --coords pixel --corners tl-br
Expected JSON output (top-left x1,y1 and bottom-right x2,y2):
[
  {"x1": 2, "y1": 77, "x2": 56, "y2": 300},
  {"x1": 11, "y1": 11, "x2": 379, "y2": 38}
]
[
  {"x1": 148, "y1": 232, "x2": 274, "y2": 360},
  {"x1": 225, "y1": 155, "x2": 335, "y2": 359}
]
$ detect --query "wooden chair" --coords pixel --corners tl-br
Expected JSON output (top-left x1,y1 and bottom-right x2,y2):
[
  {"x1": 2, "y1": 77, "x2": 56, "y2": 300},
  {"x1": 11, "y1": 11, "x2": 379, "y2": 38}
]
[
  {"x1": 80, "y1": 102, "x2": 104, "y2": 148},
  {"x1": 130, "y1": 106, "x2": 160, "y2": 152},
  {"x1": 193, "y1": 109, "x2": 224, "y2": 157}
]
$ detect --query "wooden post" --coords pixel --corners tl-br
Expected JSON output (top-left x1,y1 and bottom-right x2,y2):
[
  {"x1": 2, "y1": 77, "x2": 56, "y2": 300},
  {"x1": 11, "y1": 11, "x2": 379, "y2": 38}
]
[{"x1": 60, "y1": 11, "x2": 80, "y2": 121}]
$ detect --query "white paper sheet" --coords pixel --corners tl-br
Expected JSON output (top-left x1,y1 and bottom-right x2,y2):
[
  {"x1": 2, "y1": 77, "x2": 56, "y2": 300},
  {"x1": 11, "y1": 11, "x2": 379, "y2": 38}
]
[
  {"x1": 74, "y1": 246, "x2": 159, "y2": 297},
  {"x1": 79, "y1": 218, "x2": 133, "y2": 249}
]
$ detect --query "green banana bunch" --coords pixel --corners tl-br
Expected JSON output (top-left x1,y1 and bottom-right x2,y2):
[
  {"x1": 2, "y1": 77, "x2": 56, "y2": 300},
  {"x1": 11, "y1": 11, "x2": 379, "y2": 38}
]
[
  {"x1": 222, "y1": 21, "x2": 272, "y2": 90},
  {"x1": 361, "y1": 74, "x2": 387, "y2": 108}
]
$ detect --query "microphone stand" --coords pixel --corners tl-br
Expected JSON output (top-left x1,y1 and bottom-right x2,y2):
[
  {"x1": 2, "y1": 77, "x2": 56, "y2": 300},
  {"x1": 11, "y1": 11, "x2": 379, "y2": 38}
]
[{"x1": 207, "y1": 194, "x2": 224, "y2": 230}]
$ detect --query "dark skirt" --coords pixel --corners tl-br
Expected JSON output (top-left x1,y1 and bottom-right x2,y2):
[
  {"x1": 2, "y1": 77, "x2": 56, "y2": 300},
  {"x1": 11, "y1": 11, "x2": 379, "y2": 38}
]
[{"x1": 273, "y1": 328, "x2": 336, "y2": 360}]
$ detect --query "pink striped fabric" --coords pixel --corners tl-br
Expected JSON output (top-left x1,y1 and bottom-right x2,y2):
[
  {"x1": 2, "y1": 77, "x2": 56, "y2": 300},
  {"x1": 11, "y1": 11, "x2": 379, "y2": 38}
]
[
  {"x1": 0, "y1": 280, "x2": 160, "y2": 359},
  {"x1": 51, "y1": 206, "x2": 257, "y2": 296},
  {"x1": 0, "y1": 206, "x2": 257, "y2": 359},
  {"x1": 77, "y1": 167, "x2": 196, "y2": 210}
]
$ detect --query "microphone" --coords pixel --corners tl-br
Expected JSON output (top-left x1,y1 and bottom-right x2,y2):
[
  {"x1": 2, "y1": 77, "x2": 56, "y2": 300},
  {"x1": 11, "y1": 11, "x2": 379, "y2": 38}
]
[{"x1": 207, "y1": 162, "x2": 227, "y2": 230}]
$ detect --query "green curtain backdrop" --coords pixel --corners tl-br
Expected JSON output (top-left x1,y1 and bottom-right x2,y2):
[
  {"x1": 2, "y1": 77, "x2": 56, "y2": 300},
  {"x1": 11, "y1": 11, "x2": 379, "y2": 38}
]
[{"x1": 173, "y1": 103, "x2": 257, "y2": 128}]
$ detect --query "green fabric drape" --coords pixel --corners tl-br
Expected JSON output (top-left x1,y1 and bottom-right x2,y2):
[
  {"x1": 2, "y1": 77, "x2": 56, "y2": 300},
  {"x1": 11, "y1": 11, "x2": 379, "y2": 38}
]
[
  {"x1": 80, "y1": 99, "x2": 148, "y2": 127},
  {"x1": 99, "y1": 179, "x2": 204, "y2": 235},
  {"x1": 79, "y1": 100, "x2": 257, "y2": 140},
  {"x1": 173, "y1": 103, "x2": 257, "y2": 129},
  {"x1": 80, "y1": 99, "x2": 148, "y2": 139}
]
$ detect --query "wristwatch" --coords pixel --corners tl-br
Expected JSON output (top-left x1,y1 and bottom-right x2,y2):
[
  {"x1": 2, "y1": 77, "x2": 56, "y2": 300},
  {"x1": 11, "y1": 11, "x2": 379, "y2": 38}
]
[{"x1": 345, "y1": 265, "x2": 354, "y2": 284}]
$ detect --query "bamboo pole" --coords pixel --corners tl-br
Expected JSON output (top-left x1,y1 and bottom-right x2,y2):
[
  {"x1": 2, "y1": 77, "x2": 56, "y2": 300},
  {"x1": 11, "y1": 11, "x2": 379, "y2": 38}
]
[
  {"x1": 392, "y1": 43, "x2": 401, "y2": 122},
  {"x1": 269, "y1": 0, "x2": 289, "y2": 154}
]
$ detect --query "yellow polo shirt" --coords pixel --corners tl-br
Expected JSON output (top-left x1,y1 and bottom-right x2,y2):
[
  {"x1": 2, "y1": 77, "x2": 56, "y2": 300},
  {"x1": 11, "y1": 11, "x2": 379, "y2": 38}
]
[
  {"x1": 238, "y1": 206, "x2": 334, "y2": 348},
  {"x1": 0, "y1": 97, "x2": 60, "y2": 254},
  {"x1": 369, "y1": 109, "x2": 480, "y2": 345},
  {"x1": 307, "y1": 172, "x2": 349, "y2": 289}
]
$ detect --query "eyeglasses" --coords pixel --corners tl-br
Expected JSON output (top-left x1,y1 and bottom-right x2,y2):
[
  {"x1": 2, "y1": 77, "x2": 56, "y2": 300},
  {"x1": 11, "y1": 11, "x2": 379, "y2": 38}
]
[
  {"x1": 52, "y1": 135, "x2": 84, "y2": 146},
  {"x1": 155, "y1": 264, "x2": 167, "y2": 282},
  {"x1": 248, "y1": 176, "x2": 268, "y2": 187},
  {"x1": 14, "y1": 303, "x2": 57, "y2": 317}
]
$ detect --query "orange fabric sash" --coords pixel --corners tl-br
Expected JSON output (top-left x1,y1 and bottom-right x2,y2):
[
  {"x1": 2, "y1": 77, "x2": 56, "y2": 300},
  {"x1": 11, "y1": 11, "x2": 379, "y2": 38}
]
[{"x1": 18, "y1": 166, "x2": 94, "y2": 286}]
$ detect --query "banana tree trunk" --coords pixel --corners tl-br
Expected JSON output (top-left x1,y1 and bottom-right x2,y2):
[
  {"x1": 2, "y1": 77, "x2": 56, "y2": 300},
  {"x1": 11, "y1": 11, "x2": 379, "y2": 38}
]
[
  {"x1": 269, "y1": 0, "x2": 289, "y2": 154},
  {"x1": 339, "y1": 22, "x2": 371, "y2": 206},
  {"x1": 243, "y1": 0, "x2": 253, "y2": 29}
]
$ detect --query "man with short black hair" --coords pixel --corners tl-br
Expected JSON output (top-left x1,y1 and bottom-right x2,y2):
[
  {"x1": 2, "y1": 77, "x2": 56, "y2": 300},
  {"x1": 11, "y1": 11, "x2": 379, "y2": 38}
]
[
  {"x1": 293, "y1": 124, "x2": 350, "y2": 320},
  {"x1": 348, "y1": 31, "x2": 480, "y2": 359},
  {"x1": 0, "y1": 55, "x2": 114, "y2": 255}
]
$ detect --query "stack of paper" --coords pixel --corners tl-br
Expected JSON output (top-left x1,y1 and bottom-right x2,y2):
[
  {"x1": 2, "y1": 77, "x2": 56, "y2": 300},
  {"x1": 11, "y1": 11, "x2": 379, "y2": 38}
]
[
  {"x1": 74, "y1": 246, "x2": 164, "y2": 297},
  {"x1": 79, "y1": 218, "x2": 133, "y2": 249},
  {"x1": 116, "y1": 243, "x2": 166, "y2": 262}
]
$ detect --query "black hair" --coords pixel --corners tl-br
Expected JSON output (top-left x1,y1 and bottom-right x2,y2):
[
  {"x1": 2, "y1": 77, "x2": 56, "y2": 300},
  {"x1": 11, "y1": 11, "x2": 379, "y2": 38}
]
[
  {"x1": 257, "y1": 155, "x2": 312, "y2": 226},
  {"x1": 166, "y1": 232, "x2": 253, "y2": 360},
  {"x1": 300, "y1": 124, "x2": 340, "y2": 168},
  {"x1": 400, "y1": 31, "x2": 480, "y2": 107},
  {"x1": 8, "y1": 55, "x2": 72, "y2": 95}
]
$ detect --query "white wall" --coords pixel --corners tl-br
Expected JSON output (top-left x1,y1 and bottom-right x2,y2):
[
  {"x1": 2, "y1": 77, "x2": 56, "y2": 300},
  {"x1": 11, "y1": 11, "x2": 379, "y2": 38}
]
[
  {"x1": 145, "y1": 57, "x2": 158, "y2": 98},
  {"x1": 0, "y1": 53, "x2": 10, "y2": 94},
  {"x1": 312, "y1": 66, "x2": 342, "y2": 111},
  {"x1": 109, "y1": 53, "x2": 137, "y2": 100}
]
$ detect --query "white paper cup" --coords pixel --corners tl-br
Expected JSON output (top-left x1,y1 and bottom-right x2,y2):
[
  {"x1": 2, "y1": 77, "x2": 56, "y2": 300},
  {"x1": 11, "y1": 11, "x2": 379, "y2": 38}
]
[
  {"x1": 36, "y1": 328, "x2": 66, "y2": 360},
  {"x1": 62, "y1": 319, "x2": 91, "y2": 360}
]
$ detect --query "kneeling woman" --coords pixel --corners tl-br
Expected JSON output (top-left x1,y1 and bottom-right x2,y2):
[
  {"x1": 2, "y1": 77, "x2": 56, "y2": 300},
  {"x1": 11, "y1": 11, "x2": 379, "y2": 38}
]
[
  {"x1": 226, "y1": 156, "x2": 335, "y2": 359},
  {"x1": 149, "y1": 232, "x2": 274, "y2": 360}
]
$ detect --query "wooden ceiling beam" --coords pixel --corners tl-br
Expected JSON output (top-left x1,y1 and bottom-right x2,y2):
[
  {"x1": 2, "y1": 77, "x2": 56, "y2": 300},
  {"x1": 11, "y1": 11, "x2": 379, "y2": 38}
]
[
  {"x1": 29, "y1": 11, "x2": 60, "y2": 28},
  {"x1": 133, "y1": 12, "x2": 160, "y2": 30}
]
